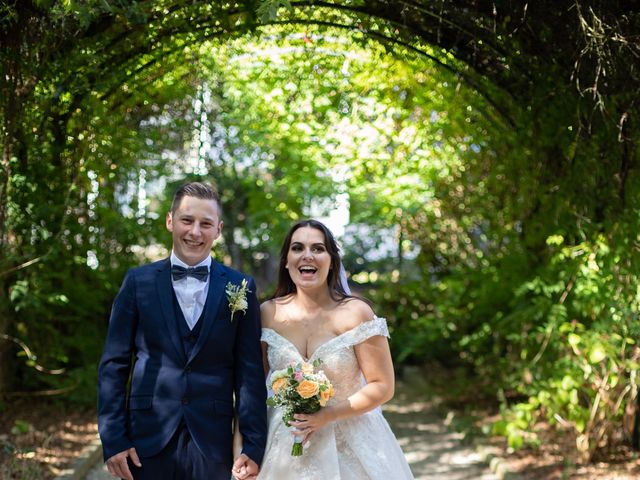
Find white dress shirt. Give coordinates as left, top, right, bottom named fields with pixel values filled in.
left=170, top=252, right=211, bottom=330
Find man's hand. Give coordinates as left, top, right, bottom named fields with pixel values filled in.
left=105, top=447, right=141, bottom=480
left=232, top=453, right=259, bottom=480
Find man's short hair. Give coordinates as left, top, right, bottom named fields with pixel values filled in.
left=170, top=181, right=221, bottom=215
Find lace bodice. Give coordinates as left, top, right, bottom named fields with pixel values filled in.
left=261, top=316, right=390, bottom=403
left=258, top=316, right=414, bottom=479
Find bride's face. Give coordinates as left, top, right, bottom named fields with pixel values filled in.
left=286, top=226, right=332, bottom=290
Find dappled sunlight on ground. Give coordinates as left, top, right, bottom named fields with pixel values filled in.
left=0, top=402, right=98, bottom=479
left=383, top=380, right=498, bottom=480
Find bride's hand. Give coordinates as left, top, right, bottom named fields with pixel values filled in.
left=290, top=410, right=332, bottom=444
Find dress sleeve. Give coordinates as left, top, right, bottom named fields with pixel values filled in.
left=340, top=316, right=390, bottom=348
left=261, top=328, right=278, bottom=346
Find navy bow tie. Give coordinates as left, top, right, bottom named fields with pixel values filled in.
left=171, top=265, right=209, bottom=282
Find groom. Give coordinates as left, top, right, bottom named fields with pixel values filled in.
left=97, top=181, right=267, bottom=480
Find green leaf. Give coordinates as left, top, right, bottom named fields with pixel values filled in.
left=588, top=344, right=606, bottom=364
left=256, top=0, right=292, bottom=22
left=507, top=431, right=524, bottom=450
left=567, top=333, right=581, bottom=348
left=11, top=420, right=32, bottom=435
left=546, top=234, right=564, bottom=246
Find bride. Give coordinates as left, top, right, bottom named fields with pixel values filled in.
left=245, top=219, right=414, bottom=479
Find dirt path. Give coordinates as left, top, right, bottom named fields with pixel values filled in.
left=86, top=374, right=498, bottom=480
left=383, top=376, right=498, bottom=480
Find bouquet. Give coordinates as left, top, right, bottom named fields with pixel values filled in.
left=266, top=359, right=335, bottom=456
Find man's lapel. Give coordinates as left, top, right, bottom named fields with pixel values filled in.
left=188, top=260, right=226, bottom=363
left=156, top=258, right=187, bottom=363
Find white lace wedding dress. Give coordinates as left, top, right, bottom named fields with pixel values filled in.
left=258, top=316, right=414, bottom=479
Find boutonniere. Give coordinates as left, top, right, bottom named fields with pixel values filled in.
left=226, top=279, right=250, bottom=322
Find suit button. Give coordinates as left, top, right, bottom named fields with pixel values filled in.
left=185, top=366, right=192, bottom=374
left=182, top=397, right=190, bottom=405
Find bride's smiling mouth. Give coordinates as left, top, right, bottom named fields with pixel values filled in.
left=298, top=266, right=318, bottom=278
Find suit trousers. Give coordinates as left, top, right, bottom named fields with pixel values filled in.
left=128, top=423, right=231, bottom=480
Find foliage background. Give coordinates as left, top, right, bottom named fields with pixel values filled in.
left=1, top=0, right=639, bottom=464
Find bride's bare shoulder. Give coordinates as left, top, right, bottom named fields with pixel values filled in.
left=260, top=299, right=276, bottom=328
left=336, top=298, right=376, bottom=333
left=260, top=295, right=294, bottom=329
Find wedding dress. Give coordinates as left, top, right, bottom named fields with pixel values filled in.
left=258, top=316, right=414, bottom=479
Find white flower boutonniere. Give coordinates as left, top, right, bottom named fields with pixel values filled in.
left=226, top=279, right=250, bottom=322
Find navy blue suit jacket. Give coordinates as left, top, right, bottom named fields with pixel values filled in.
left=97, top=258, right=267, bottom=466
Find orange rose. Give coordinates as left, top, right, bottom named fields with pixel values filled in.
left=319, top=386, right=334, bottom=406
left=272, top=377, right=288, bottom=394
left=301, top=362, right=314, bottom=374
left=319, top=395, right=328, bottom=407
left=296, top=380, right=320, bottom=399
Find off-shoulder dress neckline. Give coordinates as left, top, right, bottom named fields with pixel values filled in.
left=262, top=316, right=386, bottom=362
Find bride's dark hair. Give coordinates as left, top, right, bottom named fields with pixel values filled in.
left=271, top=219, right=351, bottom=302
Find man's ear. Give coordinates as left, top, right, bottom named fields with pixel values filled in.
left=217, top=220, right=224, bottom=236
left=166, top=212, right=173, bottom=232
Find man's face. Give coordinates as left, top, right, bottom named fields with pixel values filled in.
left=166, top=195, right=223, bottom=266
